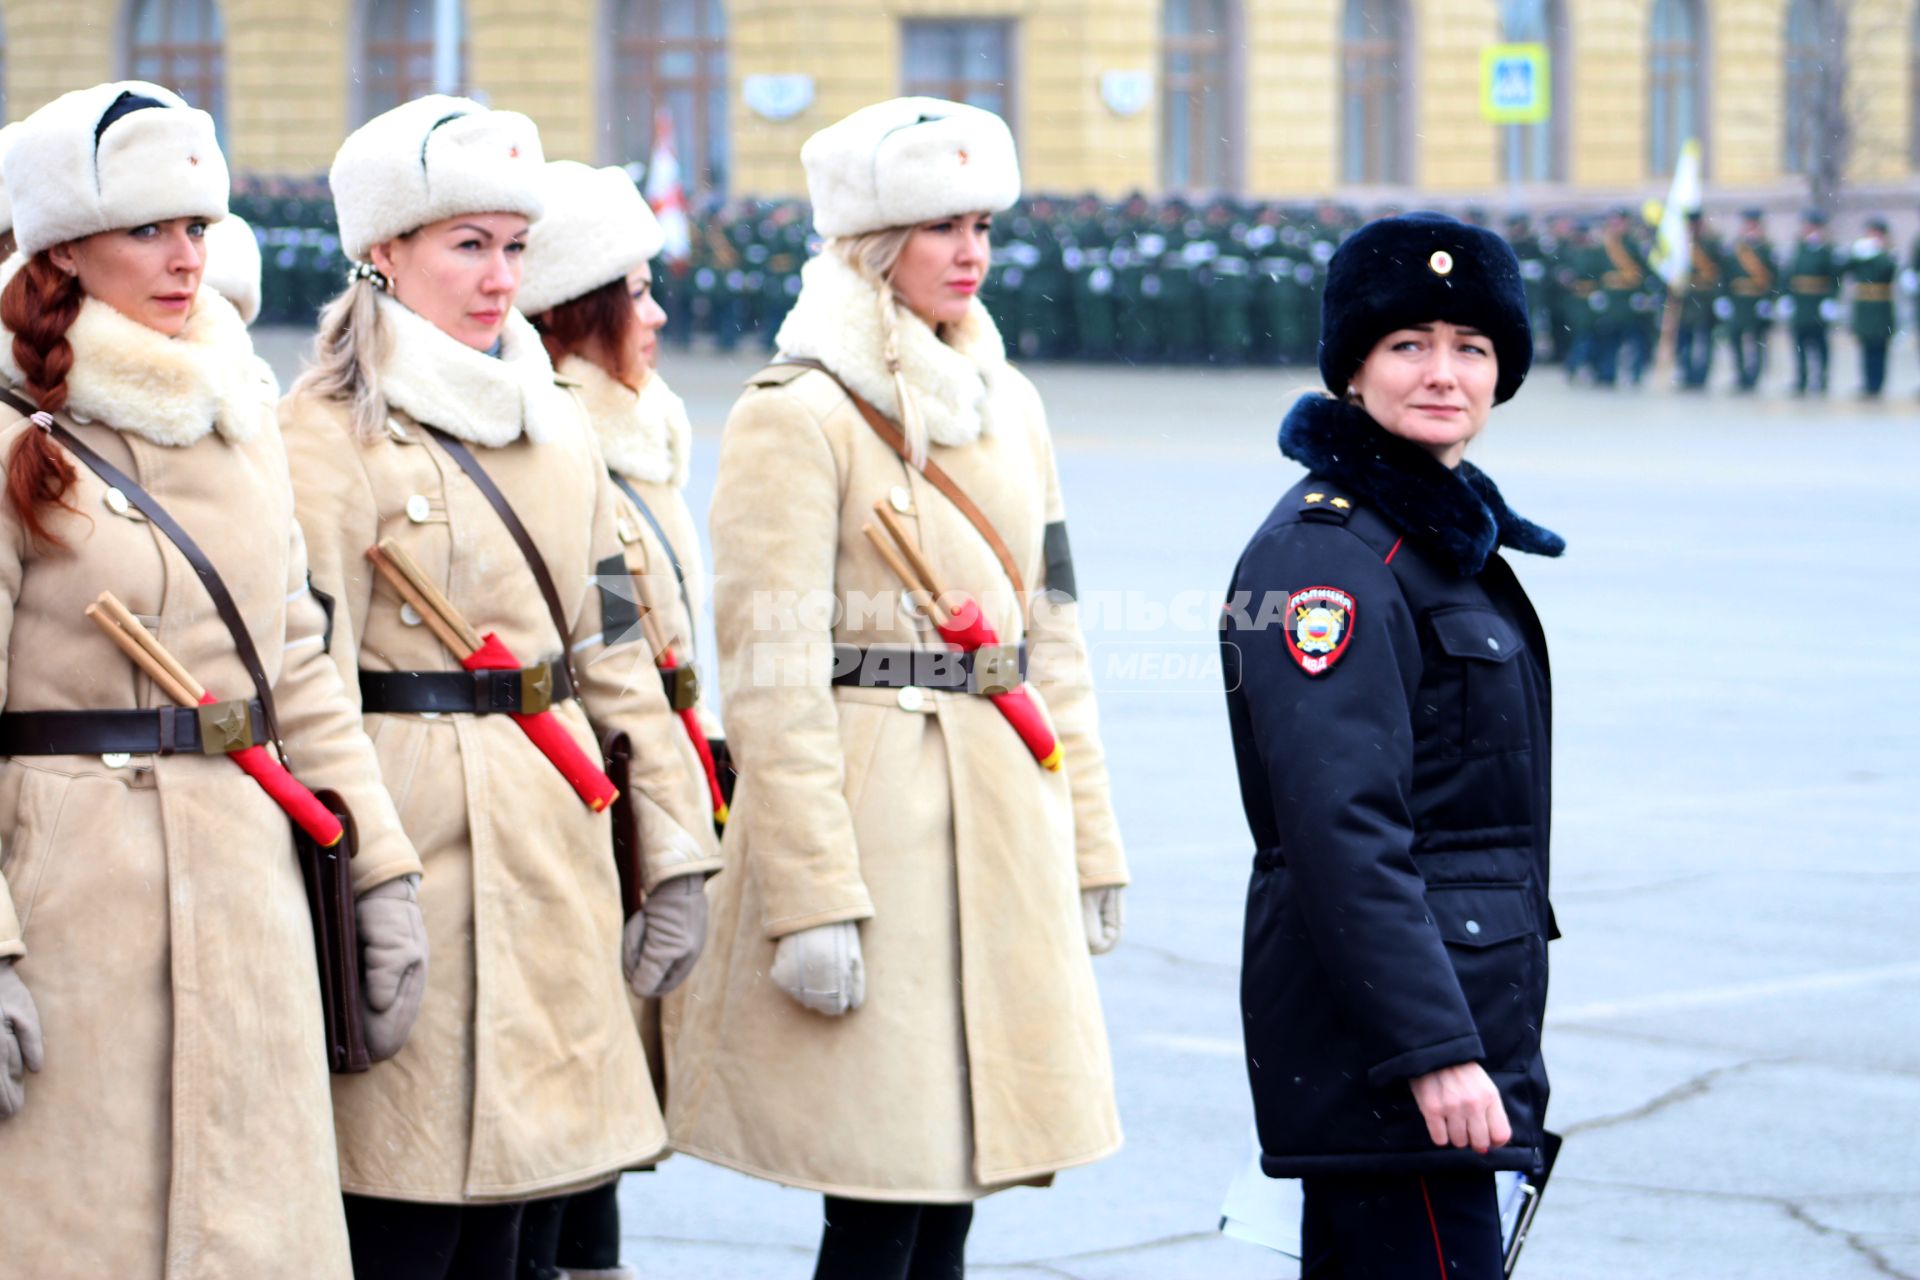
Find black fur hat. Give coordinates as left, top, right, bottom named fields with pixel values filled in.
left=1318, top=211, right=1534, bottom=405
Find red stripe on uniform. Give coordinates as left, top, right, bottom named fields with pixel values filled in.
left=1419, top=1174, right=1448, bottom=1279
left=1384, top=537, right=1404, bottom=565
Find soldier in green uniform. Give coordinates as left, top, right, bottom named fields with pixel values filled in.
left=1845, top=217, right=1898, bottom=398
left=1069, top=245, right=1118, bottom=360
left=1506, top=214, right=1555, bottom=364
left=1557, top=218, right=1600, bottom=382
left=1726, top=209, right=1779, bottom=393
left=1785, top=209, right=1840, bottom=395
left=1588, top=209, right=1649, bottom=386
left=1675, top=210, right=1727, bottom=390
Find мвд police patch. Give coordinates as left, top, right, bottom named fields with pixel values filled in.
left=1285, top=586, right=1355, bottom=675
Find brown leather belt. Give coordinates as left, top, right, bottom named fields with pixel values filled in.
left=1855, top=283, right=1894, bottom=302
left=1790, top=275, right=1834, bottom=293
left=359, top=660, right=574, bottom=715
left=0, top=700, right=268, bottom=756
left=831, top=643, right=1028, bottom=696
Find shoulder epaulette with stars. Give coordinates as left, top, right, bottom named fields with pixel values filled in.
left=1299, top=490, right=1356, bottom=524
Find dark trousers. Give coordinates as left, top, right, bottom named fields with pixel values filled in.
left=1589, top=330, right=1622, bottom=386
left=1300, top=1171, right=1503, bottom=1280
left=1860, top=338, right=1890, bottom=396
left=1794, top=326, right=1830, bottom=392
left=517, top=1179, right=622, bottom=1276
left=1675, top=321, right=1715, bottom=388
left=344, top=1194, right=526, bottom=1280
left=813, top=1195, right=975, bottom=1280
left=1733, top=327, right=1768, bottom=389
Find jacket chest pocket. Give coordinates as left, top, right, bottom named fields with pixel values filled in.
left=1421, top=606, right=1532, bottom=759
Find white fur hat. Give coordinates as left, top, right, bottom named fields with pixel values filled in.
left=203, top=213, right=263, bottom=325
left=330, top=94, right=546, bottom=262
left=4, top=82, right=229, bottom=260
left=516, top=160, right=663, bottom=317
left=0, top=122, right=23, bottom=238
left=802, top=97, right=1019, bottom=239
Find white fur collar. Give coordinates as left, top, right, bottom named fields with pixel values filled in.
left=376, top=293, right=566, bottom=446
left=561, top=355, right=690, bottom=488
left=774, top=251, right=1009, bottom=448
left=0, top=253, right=272, bottom=446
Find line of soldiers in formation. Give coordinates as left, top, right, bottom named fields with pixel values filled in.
left=236, top=176, right=1918, bottom=394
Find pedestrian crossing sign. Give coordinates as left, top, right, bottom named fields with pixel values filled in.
left=1481, top=44, right=1551, bottom=124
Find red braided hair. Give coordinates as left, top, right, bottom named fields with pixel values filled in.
left=3, top=253, right=84, bottom=547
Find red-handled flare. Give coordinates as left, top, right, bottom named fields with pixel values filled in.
left=462, top=633, right=619, bottom=811
left=657, top=646, right=729, bottom=825
left=196, top=692, right=346, bottom=846
left=931, top=596, right=1063, bottom=772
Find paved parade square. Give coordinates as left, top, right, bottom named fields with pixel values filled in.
left=258, top=334, right=1920, bottom=1278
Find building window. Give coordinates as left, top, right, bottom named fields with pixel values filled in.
left=1499, top=0, right=1566, bottom=183
left=1647, top=0, right=1706, bottom=177
left=124, top=0, right=225, bottom=136
left=360, top=0, right=465, bottom=123
left=1162, top=0, right=1240, bottom=192
left=1784, top=0, right=1840, bottom=175
left=901, top=19, right=1015, bottom=129
left=610, top=0, right=728, bottom=194
left=1341, top=0, right=1407, bottom=184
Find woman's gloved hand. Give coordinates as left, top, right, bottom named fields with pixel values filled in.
left=770, top=921, right=865, bottom=1016
left=622, top=874, right=709, bottom=998
left=1082, top=886, right=1125, bottom=955
left=0, top=958, right=45, bottom=1117
left=356, top=874, right=428, bottom=1061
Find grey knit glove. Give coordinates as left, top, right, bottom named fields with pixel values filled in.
left=1082, top=886, right=1125, bottom=956
left=622, top=874, right=709, bottom=999
left=357, top=874, right=428, bottom=1061
left=0, top=958, right=45, bottom=1117
left=770, top=921, right=865, bottom=1017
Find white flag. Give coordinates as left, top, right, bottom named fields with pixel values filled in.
left=644, top=111, right=692, bottom=264
left=1651, top=139, right=1702, bottom=288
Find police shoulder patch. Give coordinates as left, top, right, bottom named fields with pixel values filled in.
left=1284, top=586, right=1356, bottom=676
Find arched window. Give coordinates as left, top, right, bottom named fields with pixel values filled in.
left=1162, top=0, right=1241, bottom=192
left=610, top=0, right=728, bottom=194
left=1499, top=0, right=1567, bottom=182
left=360, top=0, right=466, bottom=122
left=1911, top=4, right=1920, bottom=167
left=1784, top=0, right=1842, bottom=174
left=1647, top=0, right=1706, bottom=177
left=1341, top=0, right=1407, bottom=184
left=124, top=0, right=225, bottom=136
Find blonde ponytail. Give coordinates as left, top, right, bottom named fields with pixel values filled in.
left=291, top=275, right=391, bottom=442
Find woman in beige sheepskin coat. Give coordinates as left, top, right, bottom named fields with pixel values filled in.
left=666, top=99, right=1127, bottom=1278
left=0, top=83, right=420, bottom=1280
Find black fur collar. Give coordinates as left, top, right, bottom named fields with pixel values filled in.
left=1278, top=393, right=1565, bottom=577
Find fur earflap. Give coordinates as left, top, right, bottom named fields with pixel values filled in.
left=774, top=250, right=1015, bottom=450
left=376, top=294, right=570, bottom=447
left=331, top=95, right=545, bottom=262
left=517, top=161, right=662, bottom=317
left=562, top=354, right=690, bottom=488
left=5, top=81, right=228, bottom=261
left=803, top=98, right=1020, bottom=238
left=203, top=212, right=262, bottom=326
left=1278, top=393, right=1564, bottom=577
left=0, top=253, right=272, bottom=446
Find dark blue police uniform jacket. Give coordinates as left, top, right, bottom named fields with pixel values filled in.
left=1221, top=393, right=1564, bottom=1177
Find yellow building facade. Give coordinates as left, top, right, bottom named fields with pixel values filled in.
left=0, top=0, right=1913, bottom=199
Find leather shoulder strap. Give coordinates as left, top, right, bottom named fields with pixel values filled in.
left=421, top=426, right=575, bottom=676
left=769, top=358, right=1028, bottom=605
left=0, top=387, right=290, bottom=763
left=609, top=471, right=694, bottom=644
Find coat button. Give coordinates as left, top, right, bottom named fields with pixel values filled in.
left=101, top=752, right=131, bottom=769
left=1487, top=636, right=1502, bottom=652
left=405, top=494, right=431, bottom=523
left=616, top=517, right=638, bottom=544
left=896, top=685, right=925, bottom=712
left=1465, top=919, right=1482, bottom=936
left=104, top=487, right=131, bottom=517
left=399, top=602, right=423, bottom=627
left=888, top=485, right=914, bottom=515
